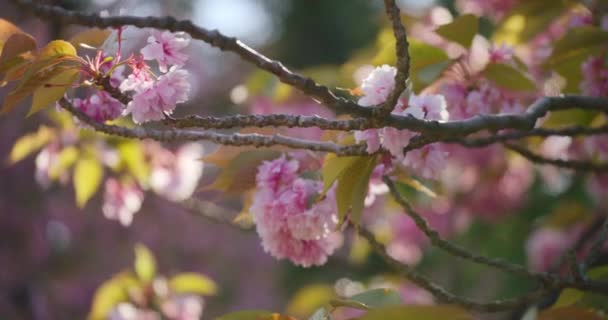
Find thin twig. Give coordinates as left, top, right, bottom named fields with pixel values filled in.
left=356, top=226, right=549, bottom=312
left=382, top=177, right=555, bottom=283
left=379, top=0, right=410, bottom=116
left=584, top=218, right=608, bottom=271
left=505, top=143, right=608, bottom=172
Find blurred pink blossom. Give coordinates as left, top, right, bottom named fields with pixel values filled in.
left=526, top=227, right=574, bottom=272
left=73, top=91, right=123, bottom=123
left=150, top=143, right=204, bottom=202
left=102, top=178, right=144, bottom=226
left=580, top=55, right=608, bottom=97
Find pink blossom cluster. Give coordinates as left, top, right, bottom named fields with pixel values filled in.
left=354, top=65, right=450, bottom=179
left=72, top=91, right=123, bottom=123
left=120, top=31, right=191, bottom=123
left=250, top=156, right=343, bottom=267
left=525, top=227, right=579, bottom=272
left=98, top=142, right=203, bottom=226
left=102, top=178, right=144, bottom=227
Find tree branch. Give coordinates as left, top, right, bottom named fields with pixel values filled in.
left=379, top=0, right=410, bottom=116
left=443, top=125, right=608, bottom=147
left=58, top=98, right=368, bottom=155
left=12, top=1, right=608, bottom=138
left=11, top=0, right=368, bottom=116
left=382, top=177, right=555, bottom=283
left=356, top=226, right=548, bottom=312
left=505, top=143, right=608, bottom=172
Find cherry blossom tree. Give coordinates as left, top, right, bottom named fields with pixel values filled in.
left=2, top=0, right=608, bottom=319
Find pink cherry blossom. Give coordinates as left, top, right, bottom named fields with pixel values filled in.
left=125, top=67, right=190, bottom=124
left=149, top=143, right=204, bottom=202
left=358, top=65, right=399, bottom=107
left=251, top=156, right=342, bottom=267
left=402, top=144, right=449, bottom=180
left=355, top=130, right=381, bottom=153
left=255, top=155, right=299, bottom=192
left=140, top=30, right=190, bottom=73
left=526, top=227, right=574, bottom=272
left=102, top=178, right=144, bottom=227
left=119, top=54, right=153, bottom=92
left=72, top=91, right=123, bottom=123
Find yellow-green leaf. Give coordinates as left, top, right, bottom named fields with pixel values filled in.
left=73, top=155, right=103, bottom=207
left=49, top=146, right=79, bottom=180
left=335, top=156, right=376, bottom=225
left=29, top=68, right=79, bottom=115
left=286, top=284, right=334, bottom=317
left=216, top=310, right=296, bottom=320
left=553, top=288, right=584, bottom=308
left=88, top=272, right=139, bottom=320
left=435, top=14, right=478, bottom=48
left=359, top=305, right=472, bottom=320
left=39, top=40, right=77, bottom=58
left=169, top=273, right=218, bottom=296
left=8, top=126, right=54, bottom=164
left=117, top=141, right=149, bottom=184
left=321, top=154, right=360, bottom=194
left=539, top=306, right=603, bottom=320
left=348, top=288, right=403, bottom=308
left=134, top=244, right=156, bottom=283
left=483, top=63, right=536, bottom=92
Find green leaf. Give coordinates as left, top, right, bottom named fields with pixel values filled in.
left=134, top=244, right=156, bottom=283
left=169, top=272, right=218, bottom=296
left=8, top=126, right=54, bottom=164
left=286, top=284, right=334, bottom=317
left=348, top=288, right=403, bottom=308
left=435, top=14, right=478, bottom=48
left=29, top=68, right=79, bottom=115
left=88, top=272, right=139, bottom=320
left=359, top=305, right=472, bottom=320
left=73, top=155, right=103, bottom=207
left=539, top=306, right=603, bottom=320
left=321, top=154, right=360, bottom=194
left=483, top=63, right=536, bottom=92
left=216, top=310, right=296, bottom=320
left=335, top=156, right=376, bottom=225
